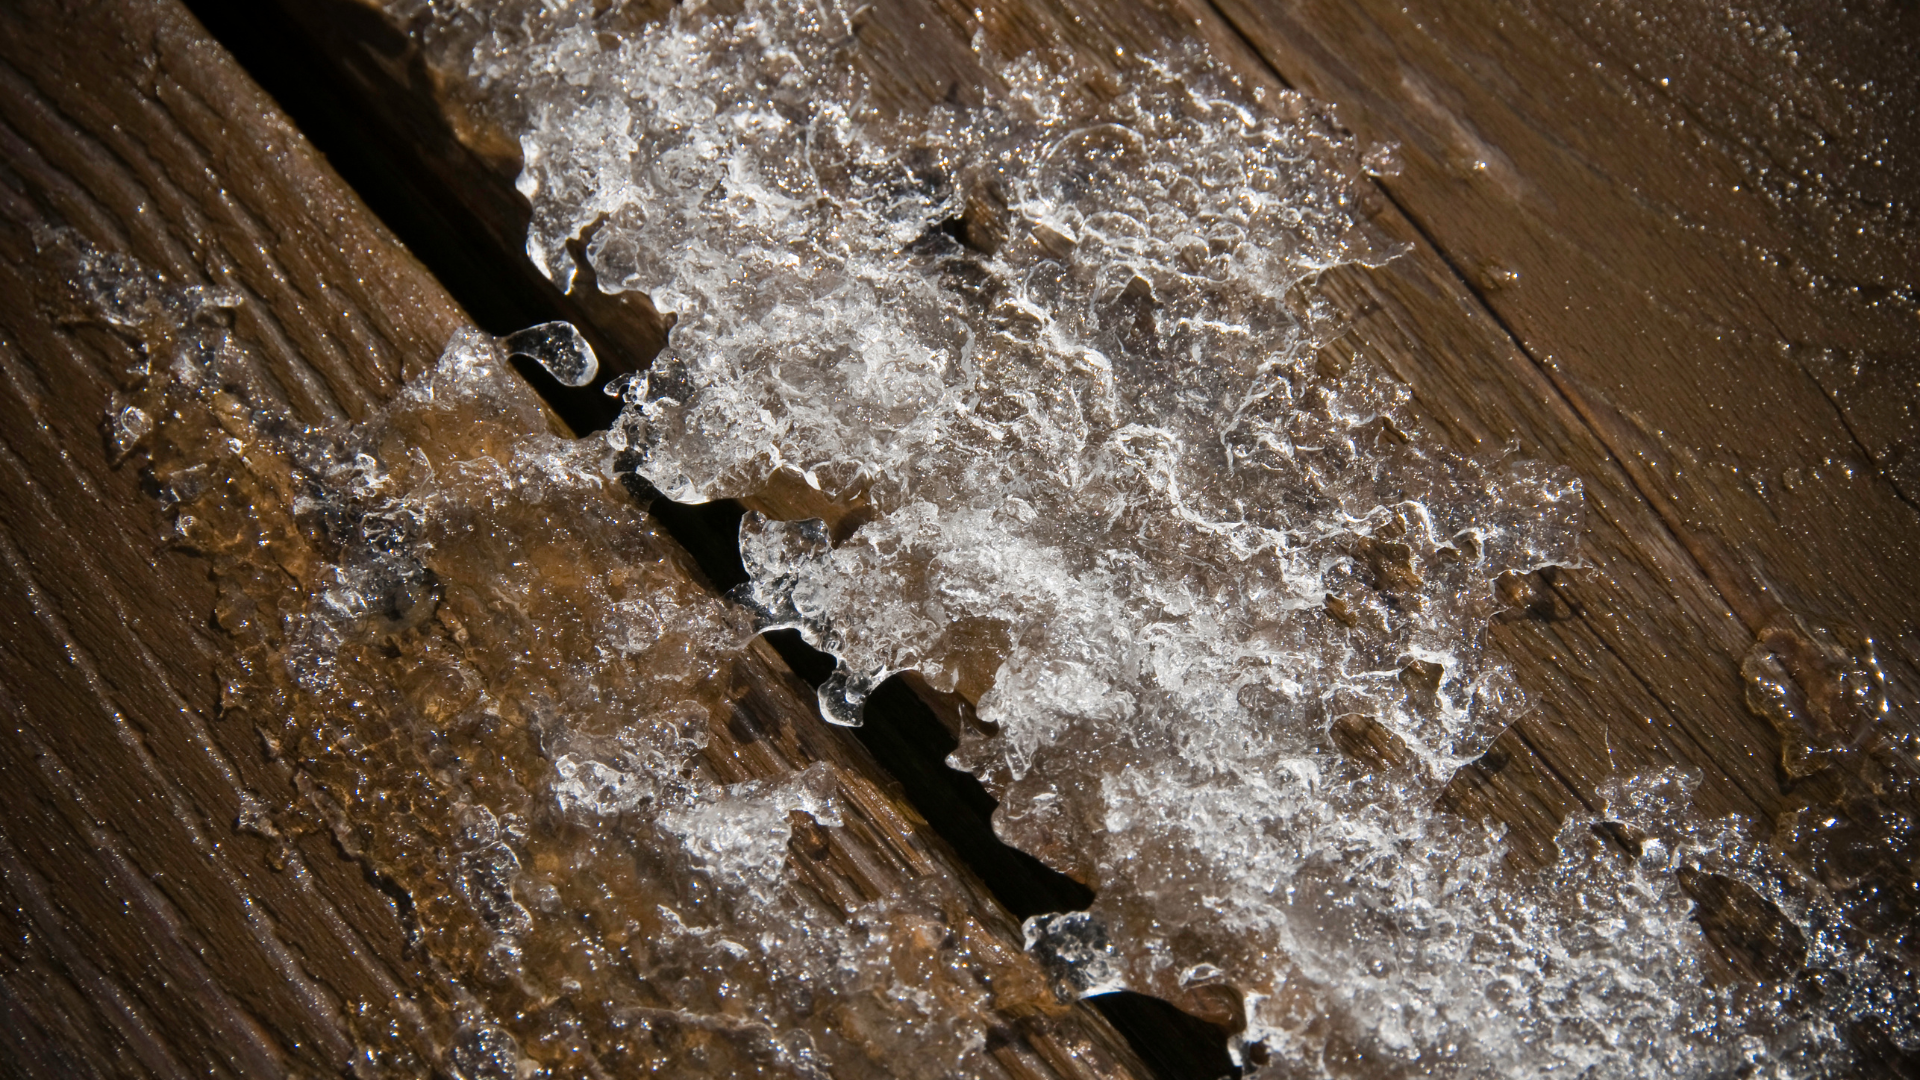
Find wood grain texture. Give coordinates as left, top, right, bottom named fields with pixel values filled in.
left=5, top=0, right=1915, bottom=1072
left=272, top=0, right=1917, bottom=943
left=0, top=1, right=1159, bottom=1076
left=0, top=0, right=463, bottom=1071
left=1199, top=0, right=1920, bottom=840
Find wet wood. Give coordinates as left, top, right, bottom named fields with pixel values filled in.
left=234, top=0, right=1918, bottom=980
left=4, top=0, right=1916, bottom=1073
left=0, top=2, right=455, bottom=1071
left=0, top=1, right=1160, bottom=1076
left=1198, top=0, right=1920, bottom=856
left=242, top=0, right=1920, bottom=848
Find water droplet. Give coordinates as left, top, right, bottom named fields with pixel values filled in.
left=816, top=669, right=867, bottom=727
left=1361, top=140, right=1403, bottom=177
left=1740, top=614, right=1887, bottom=777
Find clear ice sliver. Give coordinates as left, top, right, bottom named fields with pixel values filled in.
left=501, top=320, right=599, bottom=386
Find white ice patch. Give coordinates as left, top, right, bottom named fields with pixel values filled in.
left=386, top=0, right=1913, bottom=1073
left=659, top=762, right=843, bottom=888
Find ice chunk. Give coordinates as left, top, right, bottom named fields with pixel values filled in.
left=501, top=320, right=599, bottom=386
left=1024, top=911, right=1129, bottom=999
left=1741, top=613, right=1888, bottom=778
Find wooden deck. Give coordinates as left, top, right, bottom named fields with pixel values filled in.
left=1, top=0, right=1914, bottom=1075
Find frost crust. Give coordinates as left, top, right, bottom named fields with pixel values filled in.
left=308, top=0, right=1920, bottom=1073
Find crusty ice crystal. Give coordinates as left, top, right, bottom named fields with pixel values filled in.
left=418, top=0, right=1913, bottom=1072
left=118, top=0, right=1920, bottom=1072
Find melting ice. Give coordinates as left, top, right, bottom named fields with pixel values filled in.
left=476, top=0, right=1917, bottom=1071
left=421, top=0, right=1917, bottom=1073
left=125, top=0, right=1920, bottom=1072
left=64, top=229, right=1118, bottom=1079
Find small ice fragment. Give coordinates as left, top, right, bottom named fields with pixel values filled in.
left=1023, top=912, right=1128, bottom=999
left=1179, top=963, right=1226, bottom=989
left=1740, top=614, right=1887, bottom=777
left=502, top=321, right=599, bottom=387
left=816, top=670, right=868, bottom=727
left=108, top=400, right=152, bottom=460
left=1361, top=140, right=1403, bottom=177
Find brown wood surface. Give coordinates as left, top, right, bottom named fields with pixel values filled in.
left=221, top=0, right=1920, bottom=1057
left=245, top=0, right=1920, bottom=881
left=2, top=0, right=1916, bottom=1074
left=0, top=1, right=1163, bottom=1076
left=0, top=1, right=453, bottom=1071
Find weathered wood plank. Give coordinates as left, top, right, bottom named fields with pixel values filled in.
left=248, top=0, right=1917, bottom=1009
left=0, top=2, right=1163, bottom=1076
left=0, top=1, right=465, bottom=1070
left=7, top=0, right=1915, bottom=1071
left=1200, top=0, right=1920, bottom=828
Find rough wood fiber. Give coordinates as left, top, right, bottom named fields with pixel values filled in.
left=0, top=1, right=460, bottom=1071
left=0, top=1, right=1159, bottom=1076
left=4, top=0, right=1916, bottom=1074
left=263, top=0, right=1916, bottom=965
